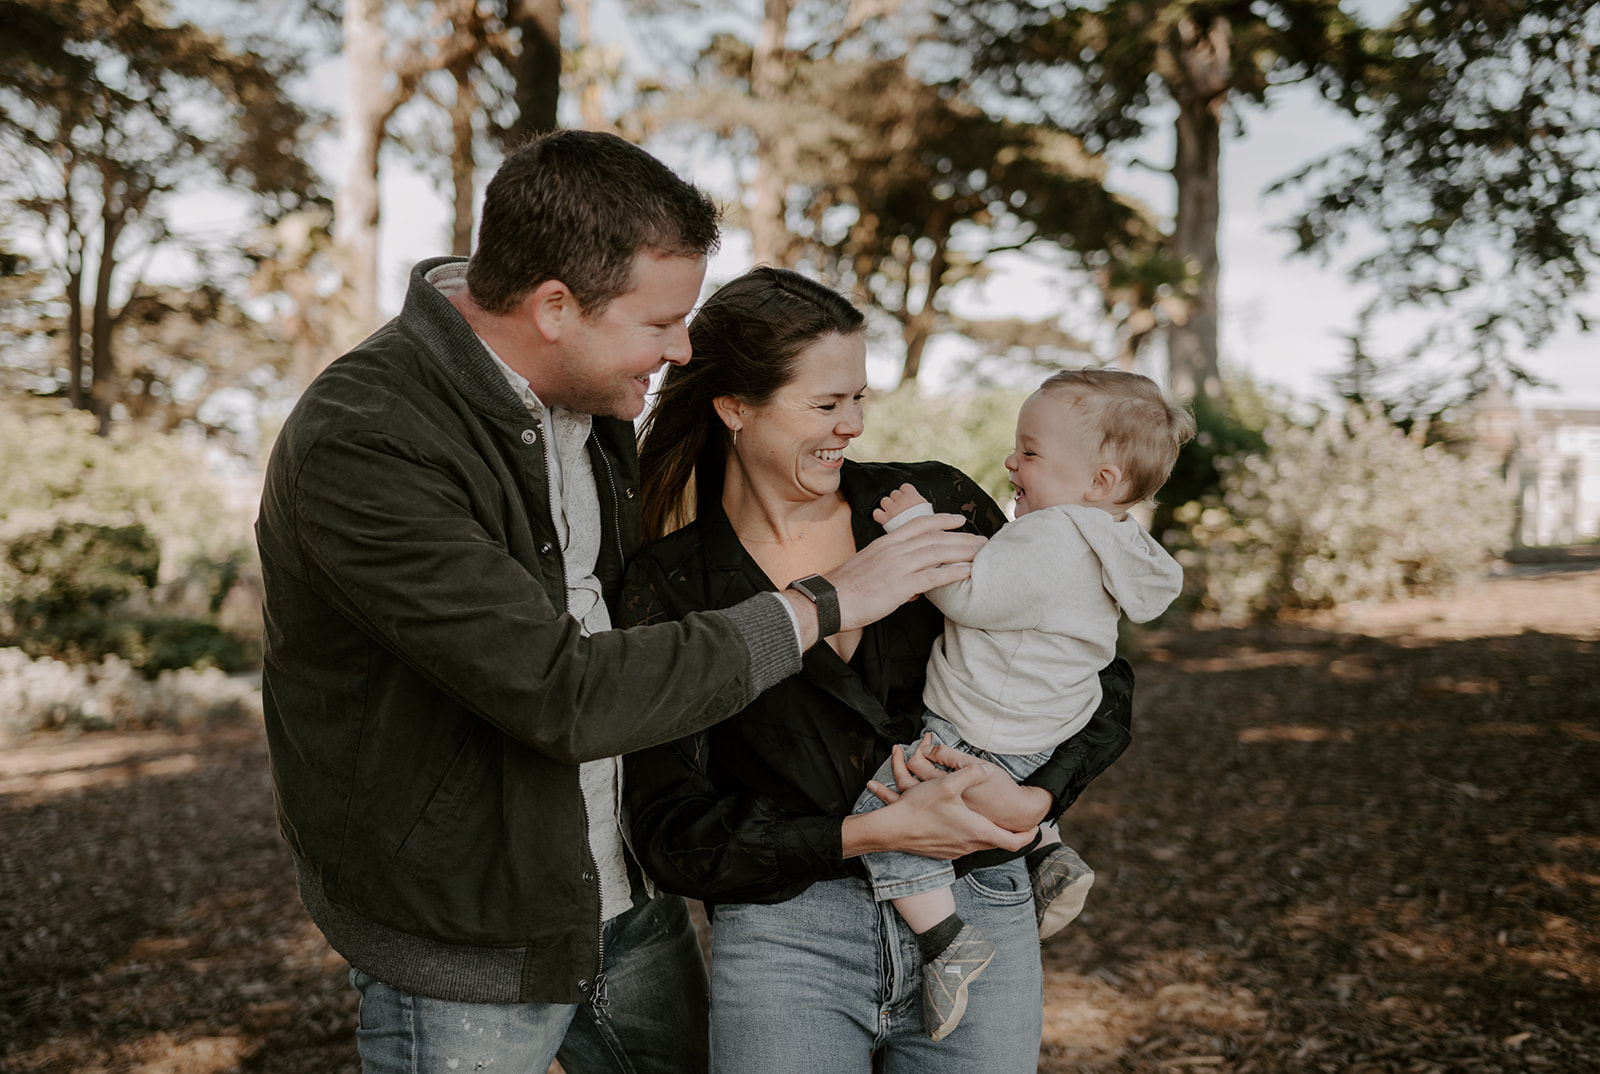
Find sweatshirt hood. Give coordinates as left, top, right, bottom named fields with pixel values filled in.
left=1055, top=505, right=1183, bottom=624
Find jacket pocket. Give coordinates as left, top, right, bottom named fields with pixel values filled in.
left=392, top=725, right=497, bottom=874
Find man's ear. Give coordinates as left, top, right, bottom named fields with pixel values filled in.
left=525, top=279, right=578, bottom=342
left=711, top=394, right=744, bottom=436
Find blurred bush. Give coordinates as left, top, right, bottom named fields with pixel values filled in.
left=854, top=383, right=1029, bottom=508
left=0, top=404, right=261, bottom=677
left=0, top=648, right=262, bottom=739
left=1173, top=403, right=1511, bottom=622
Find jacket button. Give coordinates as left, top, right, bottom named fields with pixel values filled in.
left=578, top=978, right=590, bottom=991
left=540, top=541, right=553, bottom=554
left=623, top=487, right=636, bottom=499
left=521, top=428, right=538, bottom=444
left=582, top=871, right=594, bottom=882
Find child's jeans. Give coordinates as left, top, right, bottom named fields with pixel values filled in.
left=852, top=712, right=1054, bottom=902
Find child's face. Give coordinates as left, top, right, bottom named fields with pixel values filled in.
left=1004, top=391, right=1108, bottom=517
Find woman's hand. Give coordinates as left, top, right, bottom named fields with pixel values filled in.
left=842, top=744, right=1035, bottom=861
left=875, top=735, right=1056, bottom=834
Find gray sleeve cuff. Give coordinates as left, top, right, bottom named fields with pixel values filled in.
left=719, top=591, right=804, bottom=697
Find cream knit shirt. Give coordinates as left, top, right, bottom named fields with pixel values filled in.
left=427, top=263, right=633, bottom=922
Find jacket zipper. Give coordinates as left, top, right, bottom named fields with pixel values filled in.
left=536, top=416, right=609, bottom=1020
left=594, top=440, right=627, bottom=578
left=585, top=435, right=618, bottom=1022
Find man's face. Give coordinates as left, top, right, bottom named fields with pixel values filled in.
left=551, top=251, right=706, bottom=420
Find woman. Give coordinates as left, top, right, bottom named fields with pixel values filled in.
left=622, top=267, right=1133, bottom=1071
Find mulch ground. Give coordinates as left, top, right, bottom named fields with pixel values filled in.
left=2, top=566, right=1597, bottom=1074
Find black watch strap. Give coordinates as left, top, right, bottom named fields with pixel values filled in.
left=787, top=573, right=841, bottom=638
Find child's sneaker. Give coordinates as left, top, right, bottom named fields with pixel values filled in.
left=921, top=924, right=996, bottom=1041
left=1031, top=844, right=1095, bottom=938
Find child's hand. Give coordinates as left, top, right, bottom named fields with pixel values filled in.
left=872, top=483, right=932, bottom=527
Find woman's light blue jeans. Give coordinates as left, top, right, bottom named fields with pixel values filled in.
left=350, top=890, right=709, bottom=1073
left=709, top=864, right=1043, bottom=1073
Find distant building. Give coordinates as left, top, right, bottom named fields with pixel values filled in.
left=1472, top=383, right=1600, bottom=547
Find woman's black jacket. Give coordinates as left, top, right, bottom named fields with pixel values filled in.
left=621, top=459, right=1135, bottom=906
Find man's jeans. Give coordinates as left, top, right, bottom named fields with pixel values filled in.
left=351, top=891, right=709, bottom=1073
left=709, top=865, right=1043, bottom=1073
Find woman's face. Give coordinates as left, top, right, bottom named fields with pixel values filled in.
left=732, top=331, right=868, bottom=502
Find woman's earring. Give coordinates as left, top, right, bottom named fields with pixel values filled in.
left=732, top=427, right=740, bottom=446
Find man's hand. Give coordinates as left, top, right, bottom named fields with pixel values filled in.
left=827, top=511, right=983, bottom=632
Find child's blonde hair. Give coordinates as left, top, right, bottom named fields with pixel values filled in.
left=1036, top=368, right=1197, bottom=504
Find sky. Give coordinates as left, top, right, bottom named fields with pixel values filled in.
left=348, top=13, right=1598, bottom=412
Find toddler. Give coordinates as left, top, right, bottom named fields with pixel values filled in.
left=856, top=368, right=1196, bottom=1041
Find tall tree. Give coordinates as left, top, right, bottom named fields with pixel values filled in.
left=335, top=0, right=564, bottom=331
left=949, top=0, right=1366, bottom=406
left=662, top=4, right=1165, bottom=384
left=1279, top=0, right=1600, bottom=395
left=0, top=0, right=320, bottom=432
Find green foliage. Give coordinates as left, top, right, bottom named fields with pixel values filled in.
left=853, top=384, right=1028, bottom=509
left=662, top=11, right=1165, bottom=383
left=0, top=0, right=321, bottom=431
left=0, top=403, right=260, bottom=675
left=1173, top=404, right=1512, bottom=622
left=114, top=617, right=252, bottom=677
left=1278, top=1, right=1600, bottom=382
left=1152, top=383, right=1272, bottom=540
left=4, top=520, right=160, bottom=625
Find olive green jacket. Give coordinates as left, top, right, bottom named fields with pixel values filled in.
left=256, top=257, right=798, bottom=1004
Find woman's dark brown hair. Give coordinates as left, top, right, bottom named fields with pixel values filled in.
left=637, top=267, right=865, bottom=543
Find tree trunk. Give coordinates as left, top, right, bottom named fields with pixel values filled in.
left=65, top=258, right=86, bottom=411
left=900, top=229, right=950, bottom=384
left=508, top=0, right=560, bottom=144
left=336, top=0, right=387, bottom=335
left=749, top=0, right=794, bottom=267
left=1164, top=14, right=1229, bottom=408
left=89, top=197, right=125, bottom=436
left=450, top=63, right=478, bottom=255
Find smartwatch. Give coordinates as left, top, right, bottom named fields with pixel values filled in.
left=786, top=573, right=841, bottom=638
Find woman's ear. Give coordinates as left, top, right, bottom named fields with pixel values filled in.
left=711, top=395, right=744, bottom=437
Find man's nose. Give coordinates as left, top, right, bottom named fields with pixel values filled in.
left=663, top=323, right=692, bottom=366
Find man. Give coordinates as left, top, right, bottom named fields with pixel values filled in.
left=256, top=130, right=994, bottom=1072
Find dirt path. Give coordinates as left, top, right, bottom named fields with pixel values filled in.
left=2, top=568, right=1597, bottom=1073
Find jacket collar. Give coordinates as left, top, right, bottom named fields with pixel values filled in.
left=399, top=256, right=530, bottom=422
